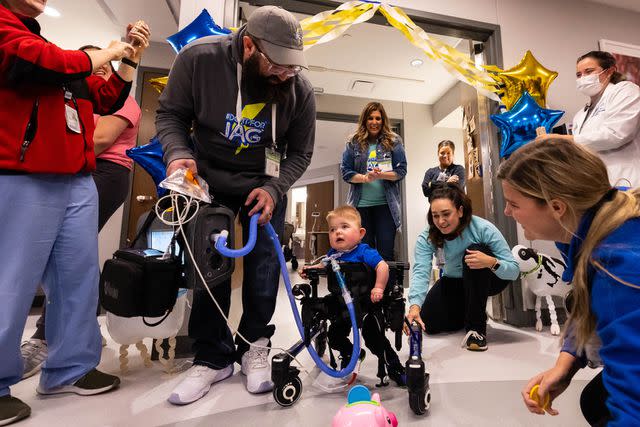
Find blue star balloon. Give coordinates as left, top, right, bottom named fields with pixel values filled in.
left=167, top=9, right=231, bottom=53
left=490, top=92, right=564, bottom=158
left=126, top=136, right=167, bottom=197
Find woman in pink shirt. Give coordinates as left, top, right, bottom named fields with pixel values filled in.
left=84, top=44, right=143, bottom=229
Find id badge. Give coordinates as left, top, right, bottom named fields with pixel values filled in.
left=64, top=104, right=82, bottom=133
left=378, top=158, right=393, bottom=172
left=265, top=147, right=281, bottom=178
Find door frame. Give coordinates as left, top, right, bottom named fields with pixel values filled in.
left=294, top=175, right=338, bottom=205
left=244, top=0, right=531, bottom=326
left=119, top=65, right=170, bottom=247
left=314, top=111, right=407, bottom=264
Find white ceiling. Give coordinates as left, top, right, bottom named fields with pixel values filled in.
left=43, top=0, right=178, bottom=46
left=302, top=24, right=463, bottom=105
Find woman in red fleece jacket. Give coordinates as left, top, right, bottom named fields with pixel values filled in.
left=0, top=1, right=149, bottom=425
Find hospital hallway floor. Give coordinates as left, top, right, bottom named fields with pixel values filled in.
left=13, top=272, right=599, bottom=427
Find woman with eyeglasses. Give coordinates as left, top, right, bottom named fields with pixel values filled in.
left=536, top=51, right=640, bottom=187
left=421, top=140, right=466, bottom=199
left=340, top=102, right=407, bottom=272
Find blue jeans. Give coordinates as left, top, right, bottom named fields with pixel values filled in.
left=0, top=174, right=101, bottom=396
left=357, top=204, right=396, bottom=262
left=358, top=204, right=396, bottom=289
left=189, top=193, right=286, bottom=369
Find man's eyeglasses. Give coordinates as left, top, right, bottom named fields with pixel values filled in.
left=254, top=43, right=302, bottom=78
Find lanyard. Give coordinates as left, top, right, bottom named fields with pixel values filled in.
left=236, top=62, right=278, bottom=150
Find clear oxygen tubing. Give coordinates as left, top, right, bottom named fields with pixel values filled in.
left=214, top=213, right=361, bottom=378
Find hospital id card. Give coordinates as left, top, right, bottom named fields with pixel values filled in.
left=378, top=158, right=393, bottom=172
left=265, top=147, right=281, bottom=178
left=65, top=104, right=82, bottom=133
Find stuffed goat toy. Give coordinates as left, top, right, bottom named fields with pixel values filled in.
left=511, top=245, right=572, bottom=335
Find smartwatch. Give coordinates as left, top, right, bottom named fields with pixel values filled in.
left=490, top=260, right=501, bottom=272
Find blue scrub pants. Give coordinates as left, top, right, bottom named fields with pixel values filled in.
left=0, top=174, right=101, bottom=396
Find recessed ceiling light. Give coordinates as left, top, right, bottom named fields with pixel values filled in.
left=410, top=58, right=423, bottom=67
left=44, top=6, right=61, bottom=17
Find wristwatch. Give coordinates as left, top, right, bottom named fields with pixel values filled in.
left=490, top=260, right=501, bottom=272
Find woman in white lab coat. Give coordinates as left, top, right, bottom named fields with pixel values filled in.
left=537, top=51, right=640, bottom=187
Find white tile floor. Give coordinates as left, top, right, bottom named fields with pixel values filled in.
left=12, top=274, right=598, bottom=427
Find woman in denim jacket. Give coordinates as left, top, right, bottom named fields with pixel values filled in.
left=340, top=102, right=407, bottom=265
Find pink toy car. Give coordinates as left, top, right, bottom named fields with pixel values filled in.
left=332, top=385, right=398, bottom=427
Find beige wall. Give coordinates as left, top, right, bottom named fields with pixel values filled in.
left=402, top=104, right=464, bottom=264
left=140, top=42, right=176, bottom=71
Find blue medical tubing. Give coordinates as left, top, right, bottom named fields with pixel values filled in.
left=214, top=213, right=259, bottom=257
left=214, top=213, right=361, bottom=378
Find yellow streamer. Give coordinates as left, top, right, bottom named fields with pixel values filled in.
left=149, top=76, right=169, bottom=94
left=301, top=1, right=380, bottom=48
left=155, top=3, right=502, bottom=101
left=300, top=1, right=500, bottom=101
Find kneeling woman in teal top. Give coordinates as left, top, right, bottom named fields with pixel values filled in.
left=406, top=184, right=519, bottom=351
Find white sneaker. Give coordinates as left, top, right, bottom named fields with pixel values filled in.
left=241, top=338, right=273, bottom=394
left=167, top=364, right=233, bottom=405
left=21, top=339, right=47, bottom=380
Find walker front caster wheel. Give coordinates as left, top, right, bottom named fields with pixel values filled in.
left=273, top=376, right=303, bottom=407
left=409, top=388, right=430, bottom=415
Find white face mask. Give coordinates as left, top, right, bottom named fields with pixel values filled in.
left=576, top=70, right=605, bottom=97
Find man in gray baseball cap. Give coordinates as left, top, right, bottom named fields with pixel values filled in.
left=246, top=5, right=307, bottom=69
left=157, top=5, right=316, bottom=405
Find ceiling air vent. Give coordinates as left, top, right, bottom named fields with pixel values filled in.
left=349, top=80, right=375, bottom=93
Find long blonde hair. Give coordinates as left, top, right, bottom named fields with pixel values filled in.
left=497, top=139, right=640, bottom=350
left=351, top=102, right=397, bottom=152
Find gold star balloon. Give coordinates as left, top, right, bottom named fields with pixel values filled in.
left=487, top=51, right=558, bottom=110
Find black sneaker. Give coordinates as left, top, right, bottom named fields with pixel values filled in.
left=339, top=349, right=366, bottom=371
left=0, top=396, right=30, bottom=426
left=387, top=363, right=407, bottom=387
left=36, top=369, right=120, bottom=396
left=462, top=330, right=488, bottom=351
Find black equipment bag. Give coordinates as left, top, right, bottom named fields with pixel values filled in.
left=99, top=211, right=183, bottom=323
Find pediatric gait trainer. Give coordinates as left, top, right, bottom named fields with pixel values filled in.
left=214, top=217, right=363, bottom=406
left=147, top=171, right=431, bottom=414
left=144, top=170, right=360, bottom=407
